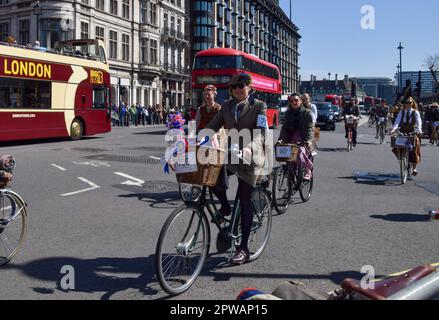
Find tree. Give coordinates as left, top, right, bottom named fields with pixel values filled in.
left=424, top=55, right=439, bottom=92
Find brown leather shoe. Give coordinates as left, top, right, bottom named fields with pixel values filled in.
left=230, top=248, right=250, bottom=265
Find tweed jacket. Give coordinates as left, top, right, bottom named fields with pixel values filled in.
left=205, top=95, right=268, bottom=187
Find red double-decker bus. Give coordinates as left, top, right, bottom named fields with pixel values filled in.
left=0, top=39, right=111, bottom=142
left=191, top=48, right=282, bottom=128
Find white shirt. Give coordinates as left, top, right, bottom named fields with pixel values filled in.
left=310, top=104, right=318, bottom=124
left=392, top=109, right=422, bottom=134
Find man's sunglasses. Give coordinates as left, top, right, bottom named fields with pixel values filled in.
left=230, top=83, right=247, bottom=89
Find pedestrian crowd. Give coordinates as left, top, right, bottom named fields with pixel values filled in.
left=111, top=102, right=189, bottom=127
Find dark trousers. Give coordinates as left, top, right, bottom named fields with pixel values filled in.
left=214, top=177, right=254, bottom=251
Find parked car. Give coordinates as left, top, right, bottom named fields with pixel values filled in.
left=316, top=102, right=336, bottom=130
left=331, top=105, right=341, bottom=122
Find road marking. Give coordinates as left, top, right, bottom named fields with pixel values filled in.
left=51, top=164, right=67, bottom=171
left=60, top=177, right=100, bottom=197
left=114, top=172, right=145, bottom=187
left=73, top=160, right=111, bottom=167
left=149, top=156, right=161, bottom=161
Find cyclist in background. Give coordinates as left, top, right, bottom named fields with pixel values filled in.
left=342, top=100, right=361, bottom=147
left=390, top=97, right=423, bottom=176
left=277, top=93, right=314, bottom=181
left=195, top=85, right=230, bottom=218
left=425, top=102, right=439, bottom=144
left=375, top=99, right=390, bottom=138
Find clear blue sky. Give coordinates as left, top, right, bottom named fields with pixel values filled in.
left=279, top=0, right=439, bottom=81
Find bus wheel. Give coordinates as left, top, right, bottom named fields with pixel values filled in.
left=70, top=119, right=83, bottom=141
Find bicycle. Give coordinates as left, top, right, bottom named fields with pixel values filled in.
left=272, top=143, right=314, bottom=215
left=391, top=130, right=417, bottom=184
left=377, top=116, right=386, bottom=144
left=155, top=149, right=273, bottom=296
left=0, top=187, right=28, bottom=266
left=345, top=115, right=357, bottom=152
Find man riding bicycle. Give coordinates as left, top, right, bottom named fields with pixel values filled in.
left=342, top=100, right=361, bottom=147
left=277, top=93, right=314, bottom=181
left=204, top=73, right=268, bottom=265
left=375, top=99, right=390, bottom=139
left=390, top=97, right=423, bottom=176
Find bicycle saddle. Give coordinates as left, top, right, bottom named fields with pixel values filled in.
left=341, top=265, right=436, bottom=300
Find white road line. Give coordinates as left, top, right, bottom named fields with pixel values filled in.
left=51, top=164, right=67, bottom=171
left=149, top=156, right=161, bottom=161
left=114, top=172, right=145, bottom=187
left=60, top=177, right=100, bottom=197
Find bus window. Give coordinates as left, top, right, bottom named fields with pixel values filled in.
left=93, top=86, right=106, bottom=109
left=194, top=56, right=240, bottom=70
left=0, top=78, right=51, bottom=109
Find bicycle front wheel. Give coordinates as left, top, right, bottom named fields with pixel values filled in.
left=155, top=205, right=210, bottom=296
left=0, top=190, right=27, bottom=266
left=248, top=189, right=272, bottom=262
left=272, top=166, right=292, bottom=215
left=400, top=152, right=408, bottom=184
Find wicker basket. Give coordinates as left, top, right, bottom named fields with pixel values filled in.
left=314, top=127, right=321, bottom=141
left=391, top=136, right=416, bottom=149
left=275, top=144, right=299, bottom=162
left=176, top=146, right=225, bottom=187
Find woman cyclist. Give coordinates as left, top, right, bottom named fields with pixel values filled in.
left=277, top=93, right=314, bottom=180
left=204, top=73, right=268, bottom=265
left=390, top=97, right=423, bottom=176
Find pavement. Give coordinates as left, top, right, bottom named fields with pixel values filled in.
left=0, top=118, right=438, bottom=300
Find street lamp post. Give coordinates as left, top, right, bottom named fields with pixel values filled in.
left=33, top=1, right=43, bottom=43
left=397, top=42, right=404, bottom=95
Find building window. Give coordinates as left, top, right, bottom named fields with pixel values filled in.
left=150, top=39, right=157, bottom=65
left=141, top=38, right=148, bottom=63
left=109, top=30, right=118, bottom=59
left=217, top=29, right=223, bottom=47
left=0, top=22, right=9, bottom=42
left=18, top=19, right=29, bottom=45
left=122, top=34, right=130, bottom=61
left=81, top=22, right=89, bottom=39
left=96, top=0, right=105, bottom=11
left=95, top=26, right=104, bottom=42
left=122, top=0, right=130, bottom=19
left=110, top=0, right=118, bottom=15
left=150, top=3, right=157, bottom=26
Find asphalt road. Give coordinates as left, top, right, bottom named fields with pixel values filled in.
left=0, top=119, right=438, bottom=300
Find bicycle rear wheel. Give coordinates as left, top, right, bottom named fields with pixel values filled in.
left=155, top=205, right=210, bottom=296
left=0, top=190, right=27, bottom=266
left=248, top=189, right=272, bottom=262
left=272, top=165, right=292, bottom=215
